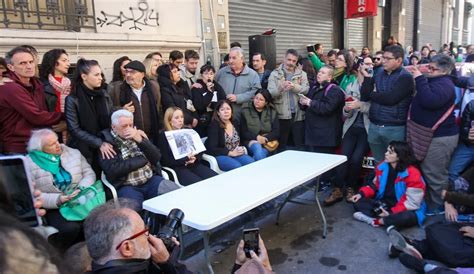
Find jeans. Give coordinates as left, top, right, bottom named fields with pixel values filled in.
left=368, top=123, right=406, bottom=163
left=335, top=126, right=370, bottom=189
left=118, top=175, right=165, bottom=210
left=448, top=143, right=474, bottom=183
left=249, top=143, right=269, bottom=161
left=215, top=154, right=255, bottom=171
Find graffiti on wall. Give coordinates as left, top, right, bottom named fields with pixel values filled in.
left=96, top=0, right=159, bottom=30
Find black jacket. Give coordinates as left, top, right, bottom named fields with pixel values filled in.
left=300, top=82, right=345, bottom=147
left=98, top=129, right=162, bottom=189
left=41, top=79, right=58, bottom=112
left=158, top=76, right=197, bottom=126
left=88, top=258, right=187, bottom=274
left=65, top=89, right=113, bottom=164
left=461, top=100, right=474, bottom=146
left=205, top=120, right=240, bottom=156
left=259, top=69, right=272, bottom=89
left=191, top=79, right=226, bottom=136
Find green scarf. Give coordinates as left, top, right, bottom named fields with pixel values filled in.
left=339, top=74, right=357, bottom=92
left=29, top=150, right=72, bottom=192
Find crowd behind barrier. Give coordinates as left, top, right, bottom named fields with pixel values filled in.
left=0, top=38, right=473, bottom=273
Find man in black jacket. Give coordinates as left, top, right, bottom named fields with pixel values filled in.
left=85, top=201, right=191, bottom=274
left=99, top=109, right=179, bottom=209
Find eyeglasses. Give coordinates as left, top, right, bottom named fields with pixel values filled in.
left=374, top=57, right=382, bottom=61
left=364, top=63, right=374, bottom=66
left=383, top=56, right=396, bottom=60
left=115, top=227, right=150, bottom=250
left=428, top=65, right=440, bottom=71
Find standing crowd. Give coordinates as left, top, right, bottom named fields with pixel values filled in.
left=0, top=38, right=473, bottom=273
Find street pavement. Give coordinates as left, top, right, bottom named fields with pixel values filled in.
left=183, top=189, right=431, bottom=274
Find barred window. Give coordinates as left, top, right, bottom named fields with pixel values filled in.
left=0, top=0, right=96, bottom=31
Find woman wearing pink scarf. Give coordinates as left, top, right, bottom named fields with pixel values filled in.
left=40, top=49, right=71, bottom=143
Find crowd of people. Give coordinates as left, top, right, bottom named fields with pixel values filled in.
left=0, top=37, right=473, bottom=273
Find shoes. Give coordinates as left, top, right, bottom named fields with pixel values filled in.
left=353, top=212, right=378, bottom=227
left=323, top=187, right=343, bottom=206
left=345, top=187, right=355, bottom=202
left=388, top=228, right=423, bottom=260
left=399, top=253, right=425, bottom=273
left=388, top=243, right=401, bottom=258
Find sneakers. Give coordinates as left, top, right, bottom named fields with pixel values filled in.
left=353, top=212, right=378, bottom=227
left=345, top=187, right=355, bottom=202
left=388, top=228, right=423, bottom=260
left=323, top=187, right=343, bottom=206
left=388, top=243, right=402, bottom=258
left=399, top=253, right=425, bottom=273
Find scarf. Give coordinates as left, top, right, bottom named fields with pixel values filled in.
left=333, top=67, right=345, bottom=81
left=339, top=73, right=357, bottom=92
left=119, top=78, right=160, bottom=145
left=48, top=74, right=71, bottom=112
left=49, top=74, right=71, bottom=143
left=111, top=130, right=153, bottom=186
left=76, top=82, right=110, bottom=135
left=29, top=150, right=72, bottom=192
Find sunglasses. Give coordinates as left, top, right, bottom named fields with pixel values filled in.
left=374, top=57, right=381, bottom=61
left=115, top=227, right=150, bottom=250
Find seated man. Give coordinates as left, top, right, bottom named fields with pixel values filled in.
left=84, top=201, right=190, bottom=273
left=98, top=110, right=179, bottom=209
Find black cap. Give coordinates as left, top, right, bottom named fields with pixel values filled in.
left=124, top=60, right=145, bottom=73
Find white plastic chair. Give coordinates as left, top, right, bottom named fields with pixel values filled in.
left=200, top=137, right=225, bottom=174
left=101, top=172, right=119, bottom=206
left=161, top=166, right=184, bottom=187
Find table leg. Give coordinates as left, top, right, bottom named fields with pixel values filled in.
left=275, top=190, right=293, bottom=225
left=202, top=231, right=214, bottom=274
left=314, top=177, right=327, bottom=238
left=178, top=226, right=184, bottom=260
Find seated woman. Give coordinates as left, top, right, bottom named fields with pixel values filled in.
left=158, top=107, right=217, bottom=185
left=25, top=128, right=95, bottom=251
left=240, top=89, right=280, bottom=161
left=191, top=64, right=226, bottom=137
left=205, top=100, right=255, bottom=171
left=350, top=141, right=426, bottom=229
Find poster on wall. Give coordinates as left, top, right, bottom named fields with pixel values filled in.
left=346, top=0, right=378, bottom=19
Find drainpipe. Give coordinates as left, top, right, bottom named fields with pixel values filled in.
left=413, top=0, right=420, bottom=50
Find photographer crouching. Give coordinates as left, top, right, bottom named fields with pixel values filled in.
left=84, top=200, right=191, bottom=274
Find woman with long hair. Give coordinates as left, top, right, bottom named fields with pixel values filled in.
left=350, top=141, right=426, bottom=229
left=65, top=59, right=115, bottom=176
left=158, top=107, right=217, bottom=185
left=205, top=100, right=255, bottom=171
left=143, top=57, right=160, bottom=81
left=108, top=56, right=130, bottom=91
left=39, top=48, right=70, bottom=142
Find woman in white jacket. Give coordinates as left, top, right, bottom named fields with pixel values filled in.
left=26, top=128, right=95, bottom=251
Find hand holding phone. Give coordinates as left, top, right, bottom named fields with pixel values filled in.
left=243, top=228, right=260, bottom=258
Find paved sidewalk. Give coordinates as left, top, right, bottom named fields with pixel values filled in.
left=183, top=190, right=428, bottom=274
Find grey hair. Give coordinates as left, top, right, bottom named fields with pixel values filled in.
left=27, top=129, right=57, bottom=152
left=111, top=109, right=134, bottom=126
left=430, top=55, right=454, bottom=74
left=320, top=65, right=335, bottom=77
left=230, top=46, right=245, bottom=59
left=84, top=200, right=138, bottom=264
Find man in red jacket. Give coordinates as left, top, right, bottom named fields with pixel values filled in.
left=0, top=46, right=63, bottom=154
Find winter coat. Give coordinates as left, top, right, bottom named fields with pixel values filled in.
left=158, top=76, right=197, bottom=127
left=26, top=145, right=95, bottom=209
left=299, top=82, right=345, bottom=147
left=240, top=101, right=279, bottom=146
left=359, top=162, right=427, bottom=225
left=267, top=64, right=309, bottom=121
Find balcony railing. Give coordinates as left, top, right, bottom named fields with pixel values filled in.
left=0, top=0, right=96, bottom=32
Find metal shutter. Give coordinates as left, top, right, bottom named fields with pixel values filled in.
left=418, top=0, right=443, bottom=50
left=346, top=18, right=367, bottom=52
left=404, top=0, right=415, bottom=48
left=229, top=0, right=333, bottom=59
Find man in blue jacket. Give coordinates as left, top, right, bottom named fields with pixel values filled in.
left=361, top=45, right=415, bottom=163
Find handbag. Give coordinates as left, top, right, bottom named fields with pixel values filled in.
left=406, top=104, right=455, bottom=161
left=59, top=180, right=106, bottom=221
left=263, top=140, right=279, bottom=152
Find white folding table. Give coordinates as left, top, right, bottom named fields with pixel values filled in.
left=143, top=150, right=346, bottom=273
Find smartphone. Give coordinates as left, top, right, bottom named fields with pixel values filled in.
left=243, top=228, right=260, bottom=258
left=0, top=156, right=42, bottom=227
left=306, top=45, right=316, bottom=53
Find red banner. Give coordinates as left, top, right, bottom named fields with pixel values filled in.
left=346, top=0, right=378, bottom=19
